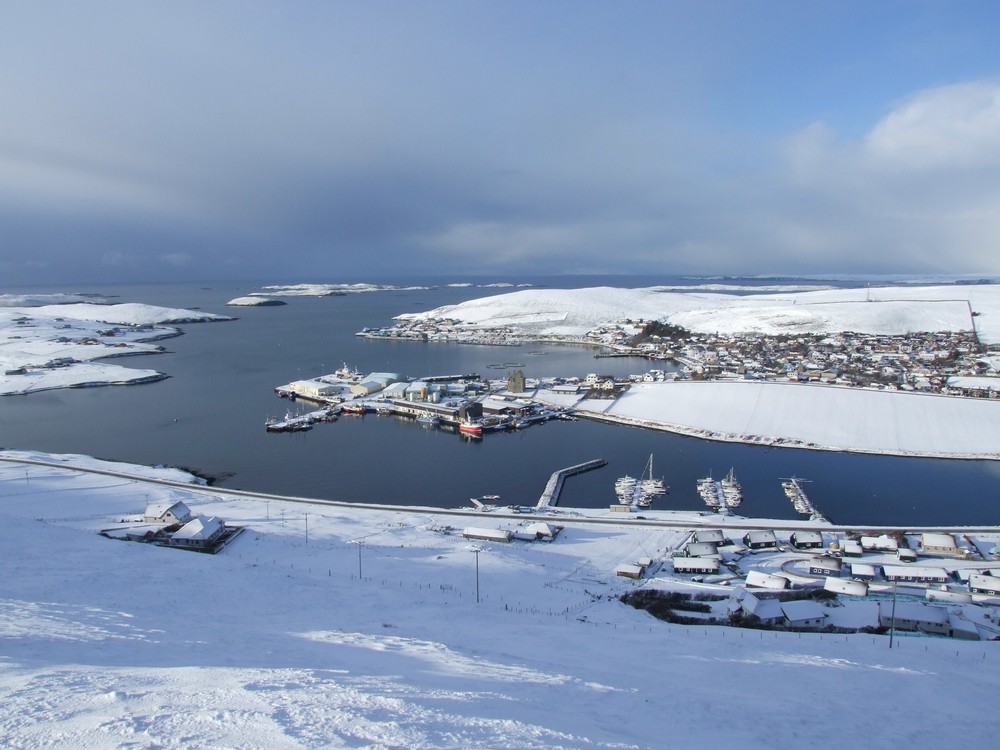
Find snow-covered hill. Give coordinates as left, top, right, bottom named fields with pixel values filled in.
left=399, top=283, right=1000, bottom=343
left=1, top=451, right=997, bottom=749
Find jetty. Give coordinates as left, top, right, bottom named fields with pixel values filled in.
left=536, top=459, right=607, bottom=510
left=781, top=476, right=829, bottom=522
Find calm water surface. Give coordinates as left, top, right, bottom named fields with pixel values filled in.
left=3, top=277, right=999, bottom=526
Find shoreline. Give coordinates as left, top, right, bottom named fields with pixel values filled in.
left=4, top=451, right=998, bottom=534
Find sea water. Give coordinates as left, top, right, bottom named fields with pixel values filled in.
left=2, top=275, right=999, bottom=526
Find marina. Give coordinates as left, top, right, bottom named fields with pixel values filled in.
left=614, top=454, right=667, bottom=509
left=697, top=468, right=743, bottom=511
left=782, top=476, right=829, bottom=522
left=5, top=279, right=1000, bottom=527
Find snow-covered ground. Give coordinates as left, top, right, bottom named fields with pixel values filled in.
left=400, top=283, right=1000, bottom=344
left=1, top=450, right=998, bottom=749
left=539, top=380, right=1000, bottom=460
left=0, top=301, right=231, bottom=395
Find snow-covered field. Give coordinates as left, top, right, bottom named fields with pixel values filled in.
left=0, top=302, right=230, bottom=395
left=400, top=283, right=1000, bottom=343
left=1, top=450, right=998, bottom=749
left=546, top=380, right=1000, bottom=460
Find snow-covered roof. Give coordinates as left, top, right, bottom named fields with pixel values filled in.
left=145, top=500, right=191, bottom=520
left=780, top=600, right=827, bottom=623
left=920, top=532, right=958, bottom=549
left=886, top=601, right=949, bottom=625
left=745, top=570, right=788, bottom=589
left=172, top=515, right=224, bottom=541
left=791, top=530, right=823, bottom=544
left=825, top=578, right=868, bottom=596
left=849, top=563, right=877, bottom=577
left=809, top=557, right=841, bottom=571
left=738, top=590, right=783, bottom=620
left=882, top=564, right=949, bottom=580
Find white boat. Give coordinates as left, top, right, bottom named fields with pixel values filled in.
left=720, top=467, right=742, bottom=509
left=616, top=454, right=667, bottom=508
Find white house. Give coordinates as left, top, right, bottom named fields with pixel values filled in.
left=969, top=573, right=1000, bottom=596
left=144, top=500, right=192, bottom=525
left=745, top=570, right=788, bottom=590
left=780, top=600, right=827, bottom=629
left=861, top=535, right=899, bottom=552
left=730, top=590, right=783, bottom=625
left=672, top=557, right=720, bottom=575
left=170, top=516, right=226, bottom=550
left=880, top=601, right=950, bottom=635
left=882, top=565, right=950, bottom=584
left=919, top=533, right=960, bottom=556
left=824, top=577, right=868, bottom=596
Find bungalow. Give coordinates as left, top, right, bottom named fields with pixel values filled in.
left=968, top=573, right=1000, bottom=596
left=880, top=601, right=950, bottom=636
left=729, top=590, right=783, bottom=625
left=780, top=600, right=827, bottom=629
left=685, top=542, right=719, bottom=558
left=672, top=557, right=720, bottom=575
left=897, top=548, right=918, bottom=563
left=808, top=557, right=842, bottom=576
left=919, top=533, right=960, bottom=556
left=745, top=570, right=788, bottom=590
left=824, top=577, right=868, bottom=597
left=694, top=529, right=726, bottom=545
left=743, top=530, right=778, bottom=550
left=881, top=565, right=950, bottom=584
left=841, top=540, right=864, bottom=558
left=861, top=535, right=899, bottom=552
left=790, top=530, right=824, bottom=549
left=849, top=563, right=878, bottom=581
left=170, top=515, right=227, bottom=550
left=144, top=500, right=192, bottom=526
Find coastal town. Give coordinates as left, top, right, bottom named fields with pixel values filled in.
left=359, top=316, right=1000, bottom=399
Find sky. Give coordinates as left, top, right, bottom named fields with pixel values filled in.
left=2, top=1, right=1000, bottom=285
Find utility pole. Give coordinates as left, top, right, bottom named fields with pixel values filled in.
left=889, top=579, right=898, bottom=649
left=472, top=547, right=481, bottom=603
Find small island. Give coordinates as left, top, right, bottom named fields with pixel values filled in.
left=226, top=296, right=287, bottom=307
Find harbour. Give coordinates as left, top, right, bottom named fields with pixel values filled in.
left=3, top=277, right=999, bottom=527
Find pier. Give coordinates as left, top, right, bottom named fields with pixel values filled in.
left=781, top=476, right=829, bottom=522
left=536, top=459, right=607, bottom=510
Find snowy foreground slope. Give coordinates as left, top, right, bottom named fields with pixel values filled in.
left=400, top=283, right=1000, bottom=343
left=1, top=451, right=997, bottom=749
